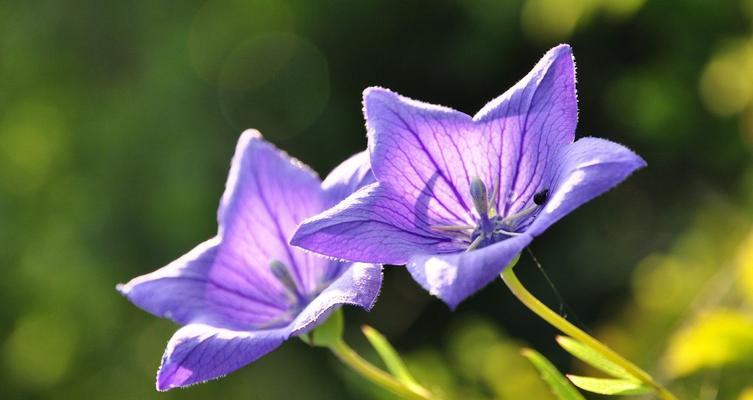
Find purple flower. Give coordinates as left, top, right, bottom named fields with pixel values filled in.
left=118, top=130, right=381, bottom=390
left=291, top=45, right=645, bottom=309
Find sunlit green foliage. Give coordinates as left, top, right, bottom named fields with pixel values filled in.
left=566, top=375, right=651, bottom=396
left=555, top=336, right=635, bottom=381
left=361, top=325, right=422, bottom=388
left=522, top=349, right=585, bottom=400
left=665, top=310, right=753, bottom=376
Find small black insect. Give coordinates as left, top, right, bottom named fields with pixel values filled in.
left=533, top=189, right=549, bottom=205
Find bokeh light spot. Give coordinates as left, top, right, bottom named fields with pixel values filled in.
left=607, top=72, right=689, bottom=140
left=740, top=387, right=753, bottom=400
left=0, top=98, right=68, bottom=195
left=4, top=312, right=78, bottom=388
left=601, top=0, right=645, bottom=18
left=664, top=310, right=753, bottom=377
left=217, top=33, right=329, bottom=140
left=699, top=41, right=753, bottom=116
left=521, top=0, right=587, bottom=42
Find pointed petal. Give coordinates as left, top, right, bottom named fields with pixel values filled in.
left=364, top=87, right=483, bottom=225
left=156, top=323, right=286, bottom=391
left=321, top=150, right=376, bottom=205
left=526, top=137, right=646, bottom=237
left=216, top=130, right=332, bottom=302
left=289, top=262, right=383, bottom=336
left=117, top=238, right=287, bottom=329
left=292, top=183, right=464, bottom=264
left=407, top=234, right=533, bottom=309
left=474, top=44, right=578, bottom=216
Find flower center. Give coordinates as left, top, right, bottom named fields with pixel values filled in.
left=250, top=260, right=311, bottom=329
left=269, top=259, right=308, bottom=306
left=432, top=177, right=549, bottom=252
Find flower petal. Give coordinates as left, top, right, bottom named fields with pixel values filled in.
left=292, top=183, right=464, bottom=264
left=216, top=129, right=332, bottom=303
left=407, top=234, right=533, bottom=309
left=364, top=87, right=482, bottom=226
left=474, top=44, right=578, bottom=216
left=289, top=262, right=383, bottom=336
left=321, top=150, right=376, bottom=205
left=117, top=238, right=287, bottom=330
left=526, top=137, right=646, bottom=237
left=156, top=323, right=286, bottom=391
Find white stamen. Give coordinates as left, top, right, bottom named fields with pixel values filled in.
left=494, top=228, right=522, bottom=236
left=500, top=204, right=540, bottom=226
left=465, top=236, right=484, bottom=252
left=432, top=224, right=474, bottom=232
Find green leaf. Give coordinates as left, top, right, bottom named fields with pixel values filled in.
left=521, top=348, right=586, bottom=400
left=555, top=335, right=637, bottom=380
left=299, top=308, right=343, bottom=348
left=566, top=375, right=652, bottom=396
left=361, top=325, right=420, bottom=387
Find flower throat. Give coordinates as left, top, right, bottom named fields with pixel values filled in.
left=433, top=177, right=548, bottom=251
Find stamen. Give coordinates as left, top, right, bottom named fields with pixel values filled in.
left=488, top=179, right=500, bottom=217
left=493, top=227, right=523, bottom=236
left=493, top=190, right=549, bottom=236
left=465, top=235, right=484, bottom=252
left=469, top=177, right=489, bottom=217
left=500, top=204, right=539, bottom=226
left=432, top=224, right=474, bottom=232
left=269, top=259, right=305, bottom=303
left=463, top=178, right=537, bottom=252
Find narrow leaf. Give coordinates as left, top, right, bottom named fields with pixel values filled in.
left=556, top=335, right=637, bottom=380
left=521, top=348, right=586, bottom=400
left=567, top=375, right=652, bottom=396
left=361, top=325, right=420, bottom=387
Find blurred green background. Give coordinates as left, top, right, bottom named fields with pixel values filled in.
left=3, top=0, right=753, bottom=399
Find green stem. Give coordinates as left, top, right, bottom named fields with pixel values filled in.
left=329, top=339, right=434, bottom=400
left=501, top=266, right=677, bottom=400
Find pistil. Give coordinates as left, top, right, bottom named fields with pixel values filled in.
left=269, top=259, right=307, bottom=304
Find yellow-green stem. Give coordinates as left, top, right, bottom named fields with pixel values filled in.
left=501, top=267, right=677, bottom=400
left=329, top=339, right=434, bottom=400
